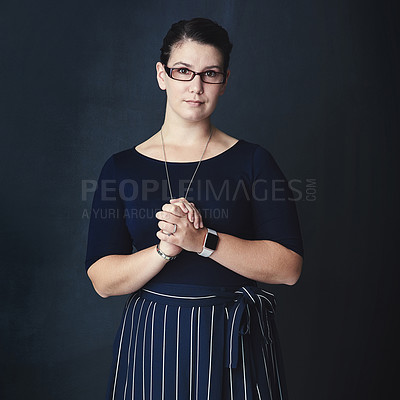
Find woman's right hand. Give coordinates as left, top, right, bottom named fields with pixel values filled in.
left=158, top=239, right=182, bottom=258
left=156, top=201, right=188, bottom=258
left=169, top=198, right=204, bottom=229
left=156, top=198, right=204, bottom=257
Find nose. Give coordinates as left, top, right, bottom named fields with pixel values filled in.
left=189, top=74, right=204, bottom=94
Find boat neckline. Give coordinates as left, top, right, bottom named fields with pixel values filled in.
left=133, top=139, right=242, bottom=164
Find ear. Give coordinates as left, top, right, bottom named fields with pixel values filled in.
left=156, top=62, right=167, bottom=91
left=218, top=69, right=230, bottom=96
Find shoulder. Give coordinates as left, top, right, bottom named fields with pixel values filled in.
left=102, top=147, right=135, bottom=167
left=112, top=147, right=136, bottom=163
left=236, top=139, right=285, bottom=179
left=95, top=147, right=137, bottom=181
left=236, top=138, right=275, bottom=162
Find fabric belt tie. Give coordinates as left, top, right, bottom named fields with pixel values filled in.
left=225, top=286, right=276, bottom=369
left=139, top=282, right=277, bottom=371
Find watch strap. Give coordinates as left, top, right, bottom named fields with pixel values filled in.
left=197, top=228, right=218, bottom=257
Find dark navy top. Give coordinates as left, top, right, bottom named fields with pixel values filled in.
left=85, top=139, right=304, bottom=287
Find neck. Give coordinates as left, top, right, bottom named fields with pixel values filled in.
left=161, top=110, right=213, bottom=146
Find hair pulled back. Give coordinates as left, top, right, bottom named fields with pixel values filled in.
left=160, top=18, right=233, bottom=73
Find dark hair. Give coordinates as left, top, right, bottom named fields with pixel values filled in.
left=160, top=18, right=233, bottom=73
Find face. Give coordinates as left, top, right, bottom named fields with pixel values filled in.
left=156, top=40, right=230, bottom=123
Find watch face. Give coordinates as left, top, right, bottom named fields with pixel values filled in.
left=205, top=232, right=219, bottom=250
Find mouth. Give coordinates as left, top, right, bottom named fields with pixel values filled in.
left=185, top=100, right=204, bottom=106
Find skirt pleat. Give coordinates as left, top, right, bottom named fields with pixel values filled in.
left=106, top=282, right=288, bottom=400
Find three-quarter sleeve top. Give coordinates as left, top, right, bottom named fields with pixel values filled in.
left=85, top=139, right=304, bottom=287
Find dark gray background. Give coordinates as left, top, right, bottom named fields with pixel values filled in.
left=2, top=0, right=399, bottom=398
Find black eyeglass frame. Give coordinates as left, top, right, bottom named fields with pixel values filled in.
left=163, top=65, right=227, bottom=84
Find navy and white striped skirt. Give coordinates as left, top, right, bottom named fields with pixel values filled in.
left=106, top=282, right=289, bottom=400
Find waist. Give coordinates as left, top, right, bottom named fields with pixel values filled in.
left=140, top=281, right=275, bottom=309
left=139, top=281, right=277, bottom=369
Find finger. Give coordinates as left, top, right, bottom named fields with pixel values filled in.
left=174, top=198, right=196, bottom=223
left=170, top=198, right=189, bottom=212
left=193, top=208, right=200, bottom=229
left=183, top=202, right=195, bottom=223
left=170, top=199, right=201, bottom=228
left=190, top=202, right=204, bottom=228
left=179, top=200, right=200, bottom=228
left=169, top=198, right=187, bottom=204
left=155, top=210, right=179, bottom=224
left=170, top=197, right=192, bottom=211
left=187, top=202, right=199, bottom=228
left=158, top=220, right=177, bottom=234
left=187, top=202, right=203, bottom=229
left=162, top=203, right=187, bottom=216
left=156, top=229, right=176, bottom=243
left=169, top=200, right=189, bottom=215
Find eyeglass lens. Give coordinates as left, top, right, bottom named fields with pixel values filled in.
left=170, top=68, right=224, bottom=84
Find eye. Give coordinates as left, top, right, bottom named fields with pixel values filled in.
left=177, top=68, right=190, bottom=75
left=205, top=70, right=217, bottom=77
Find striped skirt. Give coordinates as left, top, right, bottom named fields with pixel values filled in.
left=106, top=282, right=288, bottom=400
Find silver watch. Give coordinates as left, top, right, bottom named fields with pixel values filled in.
left=197, top=228, right=219, bottom=257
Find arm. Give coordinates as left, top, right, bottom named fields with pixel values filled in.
left=157, top=223, right=302, bottom=286
left=85, top=154, right=205, bottom=298
left=87, top=201, right=204, bottom=298
left=157, top=148, right=304, bottom=285
left=163, top=198, right=303, bottom=285
left=87, top=244, right=168, bottom=298
left=208, top=233, right=303, bottom=285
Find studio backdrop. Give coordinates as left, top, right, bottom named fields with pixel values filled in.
left=1, top=0, right=399, bottom=399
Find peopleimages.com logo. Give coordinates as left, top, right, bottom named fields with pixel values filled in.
left=81, top=207, right=230, bottom=220
left=81, top=178, right=317, bottom=203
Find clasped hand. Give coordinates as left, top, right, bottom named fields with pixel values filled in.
left=155, top=198, right=206, bottom=257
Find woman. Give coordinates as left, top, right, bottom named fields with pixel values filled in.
left=85, top=17, right=304, bottom=400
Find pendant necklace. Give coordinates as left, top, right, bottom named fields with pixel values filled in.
left=160, top=125, right=213, bottom=200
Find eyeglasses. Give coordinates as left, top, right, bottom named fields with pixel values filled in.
left=163, top=65, right=226, bottom=84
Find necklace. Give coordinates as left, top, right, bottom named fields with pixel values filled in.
left=160, top=125, right=213, bottom=200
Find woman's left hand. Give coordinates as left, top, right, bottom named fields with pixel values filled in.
left=170, top=197, right=204, bottom=229
left=155, top=198, right=206, bottom=253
